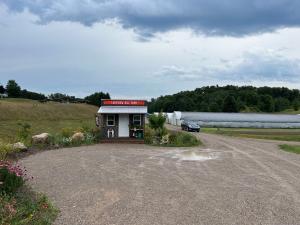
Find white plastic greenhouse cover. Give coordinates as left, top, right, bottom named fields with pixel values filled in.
left=180, top=112, right=300, bottom=123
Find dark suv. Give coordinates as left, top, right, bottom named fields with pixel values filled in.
left=181, top=121, right=200, bottom=132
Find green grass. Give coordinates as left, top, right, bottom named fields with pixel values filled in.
left=279, top=144, right=300, bottom=154
left=0, top=98, right=98, bottom=142
left=203, top=127, right=300, bottom=142
left=281, top=108, right=300, bottom=114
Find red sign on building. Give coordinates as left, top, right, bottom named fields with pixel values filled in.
left=101, top=100, right=146, bottom=106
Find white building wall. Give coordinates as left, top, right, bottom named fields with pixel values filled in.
left=167, top=113, right=173, bottom=124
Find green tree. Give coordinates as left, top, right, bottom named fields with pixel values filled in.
left=84, top=92, right=111, bottom=107
left=202, top=102, right=210, bottom=111
left=259, top=95, right=275, bottom=112
left=148, top=85, right=299, bottom=113
left=209, top=102, right=221, bottom=112
left=49, top=93, right=78, bottom=102
left=0, top=85, right=5, bottom=94
left=292, top=100, right=300, bottom=111
left=20, top=89, right=47, bottom=101
left=6, top=80, right=21, bottom=98
left=222, top=95, right=238, bottom=112
left=244, top=91, right=259, bottom=106
left=274, top=98, right=290, bottom=112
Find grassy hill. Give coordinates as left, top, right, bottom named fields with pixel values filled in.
left=0, top=98, right=98, bottom=142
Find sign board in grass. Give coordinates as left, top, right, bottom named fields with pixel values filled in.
left=279, top=144, right=300, bottom=154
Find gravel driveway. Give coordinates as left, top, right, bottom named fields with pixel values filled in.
left=21, top=130, right=300, bottom=225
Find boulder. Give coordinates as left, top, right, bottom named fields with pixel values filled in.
left=71, top=132, right=85, bottom=142
left=12, top=142, right=27, bottom=151
left=32, top=133, right=50, bottom=144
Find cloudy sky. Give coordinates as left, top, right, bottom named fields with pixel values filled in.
left=1, top=0, right=300, bottom=99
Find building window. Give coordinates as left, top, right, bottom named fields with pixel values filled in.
left=133, top=115, right=141, bottom=126
left=107, top=115, right=115, bottom=126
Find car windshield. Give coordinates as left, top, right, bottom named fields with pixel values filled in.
left=188, top=122, right=199, bottom=127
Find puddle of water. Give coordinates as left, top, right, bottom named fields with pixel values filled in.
left=173, top=151, right=216, bottom=161
left=170, top=150, right=218, bottom=161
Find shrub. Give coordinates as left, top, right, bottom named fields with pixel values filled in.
left=148, top=113, right=168, bottom=143
left=170, top=132, right=200, bottom=147
left=91, top=128, right=101, bottom=142
left=12, top=125, right=100, bottom=150
left=0, top=161, right=28, bottom=195
left=79, top=124, right=93, bottom=134
left=156, top=127, right=168, bottom=138
left=144, top=126, right=155, bottom=144
left=47, top=134, right=56, bottom=145
left=145, top=128, right=200, bottom=147
left=71, top=138, right=83, bottom=146
left=61, top=128, right=73, bottom=138
left=48, top=130, right=98, bottom=148
left=145, top=125, right=168, bottom=145
left=168, top=133, right=177, bottom=144
left=83, top=133, right=95, bottom=145
left=148, top=113, right=166, bottom=132
left=60, top=137, right=72, bottom=147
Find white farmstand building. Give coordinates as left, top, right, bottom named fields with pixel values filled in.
left=97, top=100, right=148, bottom=142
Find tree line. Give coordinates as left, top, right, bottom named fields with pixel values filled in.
left=148, top=85, right=300, bottom=113
left=0, top=80, right=110, bottom=107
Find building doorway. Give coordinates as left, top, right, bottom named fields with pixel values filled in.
left=118, top=114, right=129, bottom=137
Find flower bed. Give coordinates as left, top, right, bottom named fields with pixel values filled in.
left=145, top=126, right=201, bottom=147
left=0, top=160, right=58, bottom=224
left=145, top=113, right=201, bottom=147
left=0, top=161, right=29, bottom=194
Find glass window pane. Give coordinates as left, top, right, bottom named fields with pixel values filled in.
left=133, top=115, right=141, bottom=125
left=107, top=115, right=115, bottom=126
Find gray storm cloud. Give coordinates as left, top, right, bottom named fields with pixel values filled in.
left=156, top=51, right=300, bottom=82
left=2, top=0, right=300, bottom=37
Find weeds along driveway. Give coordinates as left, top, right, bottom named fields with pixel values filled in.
left=21, top=135, right=300, bottom=225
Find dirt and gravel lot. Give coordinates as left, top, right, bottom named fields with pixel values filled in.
left=21, top=128, right=300, bottom=225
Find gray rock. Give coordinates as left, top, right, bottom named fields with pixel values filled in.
left=71, top=132, right=85, bottom=142
left=32, top=133, right=50, bottom=144
left=12, top=142, right=27, bottom=151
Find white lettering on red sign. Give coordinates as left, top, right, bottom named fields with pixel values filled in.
left=103, top=100, right=145, bottom=106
